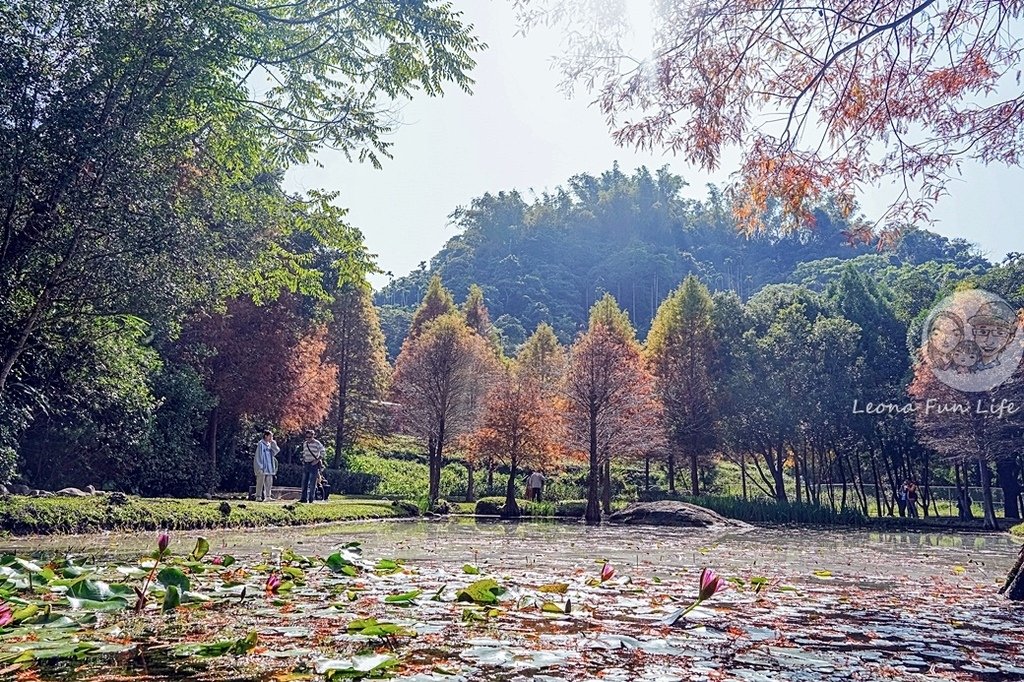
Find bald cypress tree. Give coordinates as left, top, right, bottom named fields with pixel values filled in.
left=409, top=275, right=456, bottom=338
left=564, top=295, right=658, bottom=524
left=463, top=284, right=502, bottom=355
left=327, top=283, right=390, bottom=467
left=518, top=323, right=566, bottom=391
left=645, top=276, right=718, bottom=496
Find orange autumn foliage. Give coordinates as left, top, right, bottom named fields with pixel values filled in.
left=182, top=296, right=337, bottom=433
left=473, top=364, right=564, bottom=474
left=277, top=327, right=338, bottom=433
left=517, top=0, right=1024, bottom=243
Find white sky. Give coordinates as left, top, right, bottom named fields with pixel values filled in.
left=284, top=0, right=1023, bottom=290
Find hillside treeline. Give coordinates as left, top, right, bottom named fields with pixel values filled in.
left=375, top=165, right=988, bottom=356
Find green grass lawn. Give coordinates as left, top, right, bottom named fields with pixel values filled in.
left=0, top=495, right=419, bottom=536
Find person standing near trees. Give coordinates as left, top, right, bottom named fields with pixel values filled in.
left=525, top=471, right=545, bottom=502
left=897, top=482, right=908, bottom=517
left=254, top=430, right=280, bottom=502
left=906, top=480, right=920, bottom=518
left=299, top=430, right=326, bottom=503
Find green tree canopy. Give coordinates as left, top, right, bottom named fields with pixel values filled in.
left=409, top=275, right=458, bottom=338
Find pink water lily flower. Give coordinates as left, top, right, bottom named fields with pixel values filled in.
left=157, top=532, right=170, bottom=555
left=211, top=556, right=224, bottom=566
left=600, top=563, right=615, bottom=582
left=265, top=572, right=283, bottom=595
left=664, top=566, right=728, bottom=625
left=0, top=601, right=12, bottom=627
left=697, top=567, right=726, bottom=602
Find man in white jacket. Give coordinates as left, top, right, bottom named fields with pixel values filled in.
left=254, top=430, right=280, bottom=501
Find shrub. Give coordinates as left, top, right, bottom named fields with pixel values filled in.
left=345, top=452, right=427, bottom=498
left=541, top=471, right=586, bottom=502
left=0, top=446, right=17, bottom=486
left=430, top=498, right=454, bottom=514
left=272, top=464, right=381, bottom=495
left=440, top=462, right=471, bottom=500
left=553, top=499, right=587, bottom=518
left=392, top=500, right=422, bottom=517
left=474, top=497, right=505, bottom=516
left=473, top=497, right=554, bottom=517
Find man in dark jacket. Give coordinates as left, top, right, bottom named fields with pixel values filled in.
left=299, top=430, right=326, bottom=503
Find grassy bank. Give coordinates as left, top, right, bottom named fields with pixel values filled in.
left=1010, top=522, right=1024, bottom=537
left=0, top=495, right=419, bottom=536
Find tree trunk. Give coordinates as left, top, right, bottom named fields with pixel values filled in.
left=920, top=451, right=930, bottom=518
left=598, top=456, right=606, bottom=509
left=997, top=458, right=1022, bottom=519
left=839, top=455, right=849, bottom=510
left=740, top=453, right=748, bottom=501
left=644, top=455, right=650, bottom=494
left=826, top=454, right=837, bottom=511
left=852, top=452, right=869, bottom=515
left=871, top=456, right=884, bottom=518
left=333, top=387, right=347, bottom=469
left=979, top=458, right=999, bottom=531
left=486, top=458, right=494, bottom=493
left=773, top=447, right=787, bottom=503
left=666, top=448, right=676, bottom=495
left=794, top=448, right=802, bottom=504
left=882, top=449, right=899, bottom=516
left=503, top=460, right=519, bottom=517
left=1000, top=544, right=1024, bottom=601
left=585, top=408, right=601, bottom=525
left=206, top=406, right=219, bottom=472
left=0, top=285, right=51, bottom=400
left=807, top=449, right=817, bottom=504
left=805, top=450, right=816, bottom=504
left=955, top=461, right=973, bottom=520
left=429, top=427, right=444, bottom=507
left=689, top=453, right=699, bottom=497
left=465, top=460, right=476, bottom=502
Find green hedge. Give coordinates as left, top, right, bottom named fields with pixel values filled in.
left=637, top=492, right=869, bottom=526
left=553, top=499, right=587, bottom=518
left=472, top=497, right=595, bottom=518
left=0, top=495, right=418, bottom=535
left=273, top=464, right=380, bottom=495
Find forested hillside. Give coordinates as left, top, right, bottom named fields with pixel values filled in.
left=375, top=165, right=989, bottom=356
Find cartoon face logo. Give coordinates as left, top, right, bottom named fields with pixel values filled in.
left=925, top=312, right=964, bottom=370
left=921, top=289, right=1023, bottom=392
left=950, top=340, right=981, bottom=374
left=968, top=300, right=1016, bottom=360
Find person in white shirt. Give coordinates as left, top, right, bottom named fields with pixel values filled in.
left=254, top=430, right=280, bottom=501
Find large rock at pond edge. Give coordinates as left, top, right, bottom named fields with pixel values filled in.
left=608, top=501, right=747, bottom=529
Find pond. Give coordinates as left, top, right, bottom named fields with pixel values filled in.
left=1, top=519, right=1022, bottom=681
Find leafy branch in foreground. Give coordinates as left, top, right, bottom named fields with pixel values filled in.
left=515, top=0, right=1024, bottom=243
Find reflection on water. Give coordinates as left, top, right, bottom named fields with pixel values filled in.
left=2, top=519, right=1019, bottom=586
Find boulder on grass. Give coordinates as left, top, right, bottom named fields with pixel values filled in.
left=56, top=485, right=97, bottom=497
left=608, top=501, right=748, bottom=529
